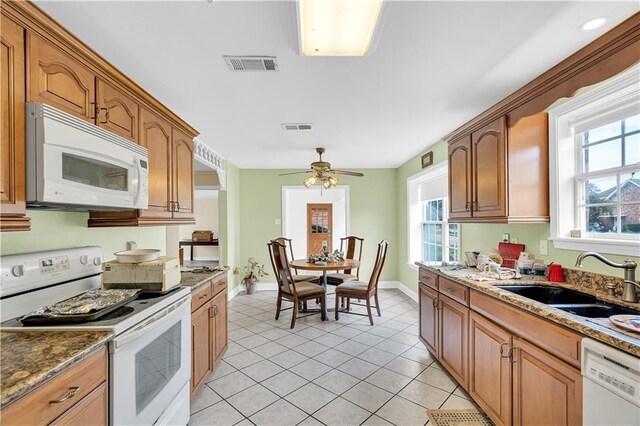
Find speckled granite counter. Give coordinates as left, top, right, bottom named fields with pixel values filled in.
left=180, top=268, right=228, bottom=292
left=0, top=330, right=112, bottom=407
left=416, top=262, right=640, bottom=357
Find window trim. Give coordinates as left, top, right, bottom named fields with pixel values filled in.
left=406, top=162, right=448, bottom=269
left=549, top=65, right=640, bottom=256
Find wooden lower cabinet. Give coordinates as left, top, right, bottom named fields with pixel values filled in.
left=512, top=337, right=582, bottom=426
left=469, top=311, right=512, bottom=426
left=419, top=283, right=439, bottom=355
left=191, top=274, right=228, bottom=400
left=438, top=294, right=468, bottom=389
left=51, top=383, right=107, bottom=426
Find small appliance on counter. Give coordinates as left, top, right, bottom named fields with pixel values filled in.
left=102, top=256, right=181, bottom=293
left=498, top=242, right=526, bottom=269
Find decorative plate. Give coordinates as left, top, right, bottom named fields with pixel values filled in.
left=609, top=315, right=640, bottom=333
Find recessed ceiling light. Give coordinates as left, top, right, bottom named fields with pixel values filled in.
left=580, top=17, right=607, bottom=31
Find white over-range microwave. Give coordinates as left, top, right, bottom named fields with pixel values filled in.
left=26, top=102, right=149, bottom=211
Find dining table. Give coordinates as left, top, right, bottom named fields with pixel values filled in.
left=289, top=258, right=361, bottom=319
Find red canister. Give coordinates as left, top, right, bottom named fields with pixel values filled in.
left=548, top=264, right=565, bottom=282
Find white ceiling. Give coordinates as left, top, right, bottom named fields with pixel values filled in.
left=34, top=1, right=639, bottom=169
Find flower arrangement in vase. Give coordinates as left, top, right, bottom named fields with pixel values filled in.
left=308, top=249, right=345, bottom=264
left=234, top=258, right=268, bottom=294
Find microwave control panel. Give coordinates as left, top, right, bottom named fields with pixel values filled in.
left=39, top=256, right=70, bottom=274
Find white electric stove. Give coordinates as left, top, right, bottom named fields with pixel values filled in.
left=0, top=247, right=191, bottom=426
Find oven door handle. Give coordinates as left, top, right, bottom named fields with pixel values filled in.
left=113, top=297, right=189, bottom=350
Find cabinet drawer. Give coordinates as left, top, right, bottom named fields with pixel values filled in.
left=212, top=276, right=227, bottom=296
left=191, top=282, right=213, bottom=312
left=470, top=290, right=582, bottom=368
left=419, top=268, right=438, bottom=290
left=439, top=277, right=469, bottom=306
left=1, top=348, right=107, bottom=426
left=51, top=382, right=107, bottom=426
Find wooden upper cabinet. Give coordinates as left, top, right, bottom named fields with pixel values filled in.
left=139, top=108, right=173, bottom=219
left=448, top=135, right=472, bottom=219
left=512, top=337, right=582, bottom=426
left=1, top=15, right=29, bottom=231
left=27, top=34, right=96, bottom=122
left=172, top=128, right=194, bottom=219
left=438, top=294, right=468, bottom=389
left=96, top=79, right=139, bottom=143
left=472, top=116, right=507, bottom=217
left=448, top=113, right=548, bottom=223
left=469, top=311, right=512, bottom=426
left=419, top=284, right=439, bottom=356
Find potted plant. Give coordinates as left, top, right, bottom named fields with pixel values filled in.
left=234, top=258, right=268, bottom=294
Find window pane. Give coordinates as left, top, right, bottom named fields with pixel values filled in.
left=437, top=199, right=443, bottom=221
left=583, top=121, right=621, bottom=144
left=583, top=139, right=622, bottom=172
left=626, top=115, right=640, bottom=133
left=620, top=172, right=640, bottom=234
left=586, top=205, right=618, bottom=233
left=625, top=133, right=640, bottom=166
left=585, top=176, right=618, bottom=204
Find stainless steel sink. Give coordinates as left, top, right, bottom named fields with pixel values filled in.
left=495, top=285, right=597, bottom=305
left=495, top=285, right=640, bottom=318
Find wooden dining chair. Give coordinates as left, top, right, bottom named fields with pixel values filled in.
left=334, top=240, right=388, bottom=326
left=271, top=237, right=318, bottom=284
left=327, top=236, right=364, bottom=286
left=268, top=240, right=326, bottom=328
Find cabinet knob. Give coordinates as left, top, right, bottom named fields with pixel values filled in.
left=11, top=265, right=24, bottom=277
left=93, top=257, right=102, bottom=266
left=80, top=255, right=89, bottom=265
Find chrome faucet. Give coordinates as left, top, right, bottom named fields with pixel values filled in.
left=575, top=252, right=639, bottom=303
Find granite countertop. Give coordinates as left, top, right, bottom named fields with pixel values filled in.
left=180, top=268, right=228, bottom=291
left=416, top=262, right=640, bottom=357
left=0, top=330, right=112, bottom=407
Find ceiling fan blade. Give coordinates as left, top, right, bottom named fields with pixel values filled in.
left=278, top=170, right=314, bottom=176
left=330, top=169, right=364, bottom=177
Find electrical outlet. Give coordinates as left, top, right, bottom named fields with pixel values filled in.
left=510, top=237, right=519, bottom=244
left=540, top=240, right=548, bottom=256
left=502, top=233, right=510, bottom=242
left=274, top=218, right=281, bottom=225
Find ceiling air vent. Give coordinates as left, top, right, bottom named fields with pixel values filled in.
left=223, top=56, right=278, bottom=72
left=282, top=123, right=313, bottom=131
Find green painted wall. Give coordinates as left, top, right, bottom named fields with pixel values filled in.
left=396, top=142, right=449, bottom=292
left=219, top=160, right=241, bottom=289
left=238, top=168, right=398, bottom=284
left=0, top=210, right=166, bottom=258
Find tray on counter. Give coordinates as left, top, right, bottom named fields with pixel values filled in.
left=20, top=289, right=140, bottom=325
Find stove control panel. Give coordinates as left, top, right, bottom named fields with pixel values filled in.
left=39, top=256, right=70, bottom=274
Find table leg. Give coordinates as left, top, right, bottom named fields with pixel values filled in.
left=191, top=246, right=194, bottom=262
left=322, top=271, right=328, bottom=320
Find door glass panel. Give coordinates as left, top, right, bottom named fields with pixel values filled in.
left=135, top=322, right=181, bottom=414
left=62, top=153, right=128, bottom=191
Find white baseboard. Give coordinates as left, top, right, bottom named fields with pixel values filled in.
left=228, top=280, right=418, bottom=302
left=191, top=257, right=220, bottom=262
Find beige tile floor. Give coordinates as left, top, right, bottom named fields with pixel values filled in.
left=189, top=289, right=482, bottom=426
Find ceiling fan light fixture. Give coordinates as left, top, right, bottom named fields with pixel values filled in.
left=298, top=0, right=384, bottom=56
left=303, top=175, right=317, bottom=188
left=328, top=176, right=339, bottom=186
left=323, top=179, right=333, bottom=189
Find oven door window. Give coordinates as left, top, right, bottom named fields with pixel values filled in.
left=62, top=153, right=128, bottom=192
left=135, top=321, right=182, bottom=414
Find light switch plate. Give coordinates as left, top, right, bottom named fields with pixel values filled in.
left=502, top=233, right=510, bottom=242
left=540, top=240, right=548, bottom=256
left=274, top=218, right=281, bottom=225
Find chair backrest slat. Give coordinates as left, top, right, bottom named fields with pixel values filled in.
left=340, top=236, right=364, bottom=278
left=272, top=237, right=300, bottom=274
left=367, top=240, right=389, bottom=293
left=268, top=240, right=296, bottom=295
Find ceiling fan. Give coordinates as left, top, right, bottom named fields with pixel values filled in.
left=279, top=147, right=364, bottom=189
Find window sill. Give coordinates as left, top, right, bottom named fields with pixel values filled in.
left=550, top=237, right=640, bottom=257
left=407, top=263, right=419, bottom=271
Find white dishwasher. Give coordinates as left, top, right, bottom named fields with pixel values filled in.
left=582, top=338, right=640, bottom=425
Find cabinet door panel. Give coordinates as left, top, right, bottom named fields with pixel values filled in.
left=172, top=128, right=194, bottom=219
left=213, top=290, right=228, bottom=363
left=513, top=337, right=582, bottom=426
left=439, top=294, right=468, bottom=389
left=191, top=303, right=211, bottom=398
left=28, top=34, right=95, bottom=121
left=469, top=312, right=511, bottom=426
left=139, top=108, right=172, bottom=218
left=472, top=117, right=506, bottom=217
left=1, top=16, right=26, bottom=219
left=448, top=135, right=472, bottom=219
left=419, top=284, right=439, bottom=356
left=96, top=79, right=139, bottom=143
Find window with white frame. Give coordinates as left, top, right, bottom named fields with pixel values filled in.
left=422, top=198, right=460, bottom=263
left=549, top=66, right=640, bottom=256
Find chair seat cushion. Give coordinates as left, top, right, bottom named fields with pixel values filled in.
left=293, top=274, right=318, bottom=283
left=335, top=281, right=368, bottom=294
left=294, top=281, right=325, bottom=297
left=326, top=273, right=357, bottom=284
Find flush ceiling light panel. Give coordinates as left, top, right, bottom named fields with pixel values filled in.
left=580, top=17, right=607, bottom=31
left=223, top=56, right=278, bottom=72
left=297, top=0, right=384, bottom=56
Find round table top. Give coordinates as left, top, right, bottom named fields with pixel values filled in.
left=289, top=258, right=360, bottom=271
